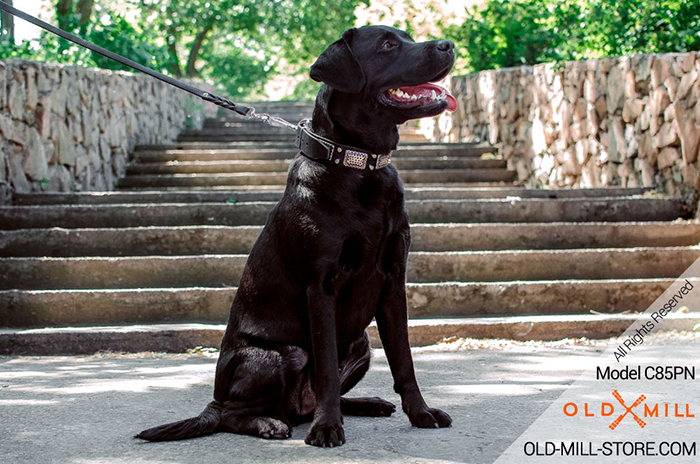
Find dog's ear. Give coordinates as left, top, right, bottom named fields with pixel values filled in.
left=310, top=29, right=366, bottom=94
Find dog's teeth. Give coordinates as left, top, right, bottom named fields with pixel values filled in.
left=431, top=90, right=437, bottom=100
left=411, top=95, right=418, bottom=100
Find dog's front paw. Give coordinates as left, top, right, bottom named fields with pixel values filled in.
left=305, top=421, right=346, bottom=448
left=407, top=407, right=452, bottom=429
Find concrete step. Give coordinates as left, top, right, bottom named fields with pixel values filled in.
left=178, top=132, right=299, bottom=142
left=131, top=144, right=496, bottom=163
left=2, top=247, right=697, bottom=290
left=125, top=158, right=508, bottom=175
left=3, top=313, right=699, bottom=355
left=118, top=172, right=290, bottom=187
left=0, top=278, right=689, bottom=327
left=180, top=124, right=446, bottom=139
left=117, top=168, right=517, bottom=188
left=4, top=221, right=697, bottom=257
left=224, top=101, right=313, bottom=119
left=0, top=197, right=687, bottom=229
left=134, top=148, right=295, bottom=162
left=10, top=187, right=653, bottom=205
left=127, top=161, right=293, bottom=175
left=204, top=119, right=306, bottom=130
left=135, top=141, right=297, bottom=152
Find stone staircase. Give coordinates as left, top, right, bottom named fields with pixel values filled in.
left=1, top=100, right=699, bottom=355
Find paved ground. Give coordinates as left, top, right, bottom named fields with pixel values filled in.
left=0, top=335, right=697, bottom=464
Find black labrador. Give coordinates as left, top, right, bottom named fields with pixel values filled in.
left=137, top=25, right=457, bottom=448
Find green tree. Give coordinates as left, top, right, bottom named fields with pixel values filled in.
left=134, top=0, right=363, bottom=95
left=584, top=0, right=700, bottom=56
left=1, top=0, right=364, bottom=98
left=444, top=0, right=700, bottom=74
left=444, top=0, right=585, bottom=74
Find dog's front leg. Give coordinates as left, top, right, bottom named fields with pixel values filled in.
left=304, top=282, right=345, bottom=447
left=376, top=284, right=452, bottom=429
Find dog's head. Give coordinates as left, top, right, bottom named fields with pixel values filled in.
left=310, top=25, right=456, bottom=123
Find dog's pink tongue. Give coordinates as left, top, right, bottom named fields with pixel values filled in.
left=445, top=92, right=457, bottom=112
left=400, top=83, right=457, bottom=112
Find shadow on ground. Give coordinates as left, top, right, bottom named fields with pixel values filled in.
left=0, top=343, right=611, bottom=464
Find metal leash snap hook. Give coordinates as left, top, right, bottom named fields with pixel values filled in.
left=254, top=113, right=298, bottom=131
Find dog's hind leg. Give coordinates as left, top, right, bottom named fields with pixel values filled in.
left=339, top=332, right=396, bottom=417
left=215, top=346, right=293, bottom=439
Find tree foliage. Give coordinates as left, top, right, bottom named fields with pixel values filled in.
left=1, top=0, right=364, bottom=98
left=7, top=0, right=697, bottom=95
left=444, top=0, right=700, bottom=74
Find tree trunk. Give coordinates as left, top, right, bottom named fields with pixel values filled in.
left=185, top=25, right=214, bottom=78
left=167, top=26, right=183, bottom=77
left=77, top=0, right=95, bottom=25
left=1, top=0, right=14, bottom=44
left=56, top=0, right=73, bottom=30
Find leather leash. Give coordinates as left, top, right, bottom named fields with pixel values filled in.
left=0, top=2, right=392, bottom=171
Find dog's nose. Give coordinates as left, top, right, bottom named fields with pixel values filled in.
left=436, top=40, right=454, bottom=52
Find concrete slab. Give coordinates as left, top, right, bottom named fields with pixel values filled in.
left=0, top=197, right=688, bottom=229
left=10, top=187, right=654, bottom=206
left=3, top=314, right=700, bottom=356
left=2, top=280, right=695, bottom=327
left=5, top=221, right=699, bottom=257
left=1, top=335, right=697, bottom=463
left=3, top=247, right=699, bottom=290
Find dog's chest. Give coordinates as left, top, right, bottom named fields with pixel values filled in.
left=324, top=179, right=408, bottom=342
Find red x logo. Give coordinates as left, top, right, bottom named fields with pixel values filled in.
left=609, top=390, right=646, bottom=430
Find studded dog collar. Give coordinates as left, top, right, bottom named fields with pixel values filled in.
left=295, top=120, right=392, bottom=171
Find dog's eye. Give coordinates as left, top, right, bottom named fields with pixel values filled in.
left=380, top=40, right=396, bottom=50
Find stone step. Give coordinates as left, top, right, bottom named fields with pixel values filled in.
left=0, top=197, right=687, bottom=229
left=119, top=172, right=291, bottom=187
left=182, top=123, right=441, bottom=137
left=4, top=221, right=696, bottom=257
left=2, top=247, right=697, bottom=290
left=125, top=158, right=508, bottom=175
left=3, top=313, right=699, bottom=355
left=203, top=121, right=304, bottom=132
left=178, top=132, right=299, bottom=142
left=135, top=141, right=298, bottom=152
left=228, top=101, right=313, bottom=117
left=0, top=278, right=689, bottom=328
left=211, top=110, right=311, bottom=119
left=117, top=169, right=517, bottom=188
left=203, top=120, right=307, bottom=132
left=10, top=187, right=653, bottom=205
left=131, top=144, right=496, bottom=162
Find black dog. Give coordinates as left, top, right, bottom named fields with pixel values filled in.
left=137, top=25, right=457, bottom=448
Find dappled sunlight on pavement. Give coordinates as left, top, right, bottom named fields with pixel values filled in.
left=2, top=336, right=696, bottom=463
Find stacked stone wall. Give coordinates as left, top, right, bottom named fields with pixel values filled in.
left=0, top=60, right=217, bottom=202
left=440, top=52, right=700, bottom=196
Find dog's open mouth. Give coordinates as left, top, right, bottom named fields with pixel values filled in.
left=384, top=82, right=457, bottom=112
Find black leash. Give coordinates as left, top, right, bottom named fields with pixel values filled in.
left=0, top=2, right=393, bottom=170
left=0, top=1, right=297, bottom=131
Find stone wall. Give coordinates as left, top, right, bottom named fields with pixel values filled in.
left=439, top=52, right=700, bottom=196
left=0, top=60, right=218, bottom=202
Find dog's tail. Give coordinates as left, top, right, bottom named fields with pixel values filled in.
left=136, top=401, right=223, bottom=442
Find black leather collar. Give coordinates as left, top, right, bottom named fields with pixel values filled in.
left=295, top=119, right=392, bottom=171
